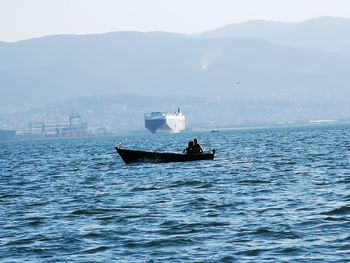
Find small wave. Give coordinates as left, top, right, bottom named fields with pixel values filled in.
left=70, top=208, right=114, bottom=216
left=337, top=235, right=350, bottom=242
left=203, top=221, right=230, bottom=228
left=270, top=153, right=285, bottom=158
left=123, top=237, right=193, bottom=248
left=323, top=216, right=349, bottom=222
left=170, top=179, right=210, bottom=188
left=186, top=196, right=209, bottom=207
left=238, top=179, right=270, bottom=185
left=71, top=209, right=98, bottom=216
left=96, top=215, right=114, bottom=221
left=4, top=237, right=33, bottom=246
left=212, top=203, right=234, bottom=209
left=157, top=220, right=229, bottom=236
left=0, top=193, right=23, bottom=199
left=322, top=206, right=350, bottom=216
left=80, top=245, right=110, bottom=254
left=255, top=227, right=300, bottom=239
left=220, top=255, right=236, bottom=262
left=25, top=218, right=46, bottom=227
left=159, top=220, right=179, bottom=227
left=144, top=237, right=193, bottom=248
left=81, top=232, right=104, bottom=239
left=237, top=248, right=263, bottom=256
left=278, top=246, right=301, bottom=254
left=131, top=186, right=159, bottom=192
left=214, top=157, right=255, bottom=164
left=157, top=227, right=200, bottom=236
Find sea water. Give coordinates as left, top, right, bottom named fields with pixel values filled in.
left=1, top=125, right=350, bottom=262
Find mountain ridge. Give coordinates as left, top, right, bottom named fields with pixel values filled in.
left=200, top=16, right=350, bottom=52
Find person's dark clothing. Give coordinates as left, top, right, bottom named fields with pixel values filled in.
left=192, top=143, right=204, bottom=154
left=183, top=141, right=194, bottom=154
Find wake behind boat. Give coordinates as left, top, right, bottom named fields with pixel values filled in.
left=116, top=147, right=215, bottom=164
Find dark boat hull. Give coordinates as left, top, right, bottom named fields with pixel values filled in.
left=116, top=148, right=215, bottom=164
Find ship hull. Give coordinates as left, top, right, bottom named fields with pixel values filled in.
left=145, top=118, right=184, bottom=133
left=144, top=112, right=185, bottom=134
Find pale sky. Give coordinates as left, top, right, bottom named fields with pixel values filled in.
left=1, top=0, right=350, bottom=42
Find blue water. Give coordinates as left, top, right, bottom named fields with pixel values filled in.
left=1, top=125, right=350, bottom=262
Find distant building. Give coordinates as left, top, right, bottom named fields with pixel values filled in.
left=27, top=114, right=92, bottom=138
left=61, top=114, right=89, bottom=137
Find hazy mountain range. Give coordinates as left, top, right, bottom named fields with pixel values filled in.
left=1, top=17, right=350, bottom=130
left=200, top=16, right=350, bottom=53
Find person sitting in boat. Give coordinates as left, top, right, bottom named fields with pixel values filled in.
left=183, top=140, right=194, bottom=154
left=192, top=138, right=204, bottom=154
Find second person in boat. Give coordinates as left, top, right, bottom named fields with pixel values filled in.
left=192, top=138, right=204, bottom=154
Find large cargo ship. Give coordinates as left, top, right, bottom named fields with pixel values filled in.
left=144, top=108, right=185, bottom=134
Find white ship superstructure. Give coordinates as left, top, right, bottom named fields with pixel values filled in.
left=144, top=108, right=185, bottom=134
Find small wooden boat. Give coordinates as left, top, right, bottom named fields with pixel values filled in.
left=115, top=147, right=215, bottom=164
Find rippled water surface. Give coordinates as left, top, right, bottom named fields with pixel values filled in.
left=1, top=125, right=350, bottom=262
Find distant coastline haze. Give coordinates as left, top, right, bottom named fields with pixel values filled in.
left=2, top=16, right=350, bottom=130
